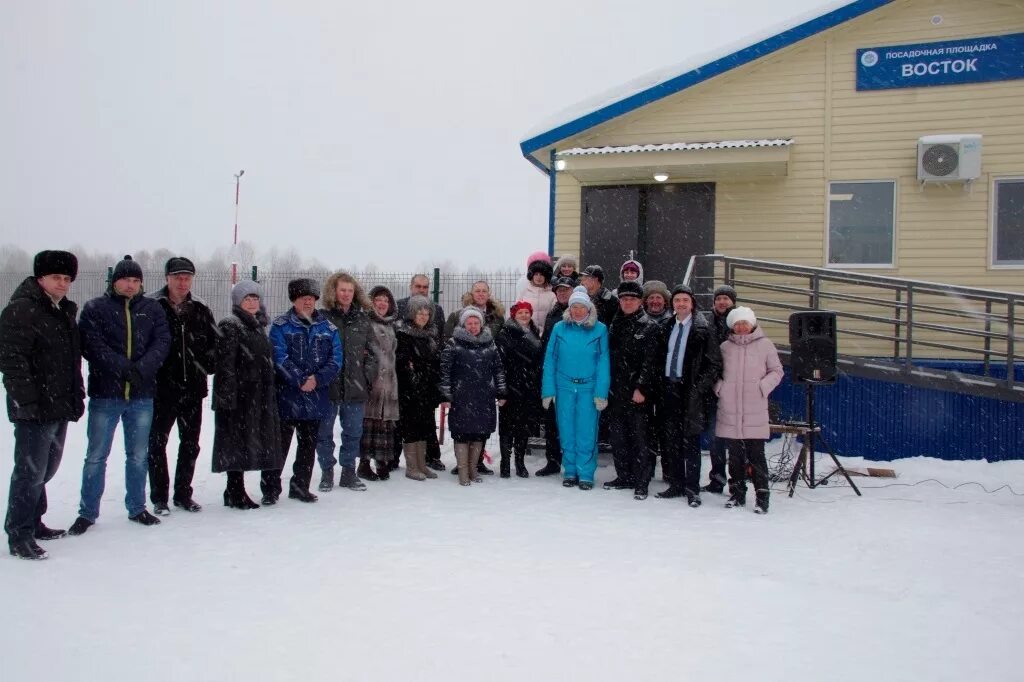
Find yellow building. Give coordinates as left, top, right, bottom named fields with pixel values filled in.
left=521, top=0, right=1023, bottom=292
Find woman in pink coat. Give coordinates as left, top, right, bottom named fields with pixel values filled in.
left=713, top=306, right=783, bottom=514
left=517, top=251, right=557, bottom=333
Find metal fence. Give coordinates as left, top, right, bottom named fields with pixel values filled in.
left=0, top=269, right=524, bottom=324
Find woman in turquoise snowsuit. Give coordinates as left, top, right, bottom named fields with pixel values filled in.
left=541, top=286, right=610, bottom=490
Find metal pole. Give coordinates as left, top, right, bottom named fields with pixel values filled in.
left=432, top=267, right=440, bottom=304
left=232, top=170, right=245, bottom=285
left=807, top=384, right=817, bottom=487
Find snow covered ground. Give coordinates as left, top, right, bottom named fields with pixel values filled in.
left=1, top=407, right=1022, bottom=682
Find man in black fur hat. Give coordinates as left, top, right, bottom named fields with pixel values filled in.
left=1, top=251, right=84, bottom=559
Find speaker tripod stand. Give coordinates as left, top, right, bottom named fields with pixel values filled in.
left=786, top=382, right=861, bottom=497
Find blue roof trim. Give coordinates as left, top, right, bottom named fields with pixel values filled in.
left=520, top=0, right=894, bottom=163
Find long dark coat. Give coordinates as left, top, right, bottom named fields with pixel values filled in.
left=440, top=327, right=507, bottom=438
left=152, top=287, right=217, bottom=401
left=395, top=321, right=441, bottom=442
left=495, top=319, right=543, bottom=428
left=0, top=277, right=84, bottom=423
left=654, top=314, right=723, bottom=436
left=211, top=307, right=284, bottom=472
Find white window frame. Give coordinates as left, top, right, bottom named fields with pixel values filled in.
left=990, top=176, right=1024, bottom=269
left=824, top=179, right=897, bottom=269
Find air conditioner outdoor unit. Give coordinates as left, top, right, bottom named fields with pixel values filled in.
left=917, top=134, right=982, bottom=182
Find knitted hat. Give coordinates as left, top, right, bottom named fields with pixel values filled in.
left=459, top=307, right=484, bottom=327
left=165, top=256, right=196, bottom=276
left=510, top=299, right=534, bottom=316
left=643, top=280, right=670, bottom=302
left=568, top=285, right=593, bottom=311
left=726, top=306, right=756, bottom=329
left=287, top=278, right=320, bottom=301
left=33, top=250, right=77, bottom=281
left=231, top=279, right=263, bottom=307
left=581, top=265, right=604, bottom=283
left=112, top=255, right=143, bottom=283
left=670, top=284, right=697, bottom=309
left=555, top=254, right=577, bottom=271
left=616, top=281, right=644, bottom=299
left=713, top=284, right=738, bottom=305
left=405, top=294, right=433, bottom=322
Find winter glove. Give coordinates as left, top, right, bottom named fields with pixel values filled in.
left=593, top=397, right=608, bottom=412
left=126, top=365, right=144, bottom=387
left=12, top=402, right=39, bottom=422
left=542, top=396, right=554, bottom=409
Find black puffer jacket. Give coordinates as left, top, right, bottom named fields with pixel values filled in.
left=608, top=308, right=661, bottom=404
left=495, top=319, right=543, bottom=424
left=152, top=287, right=217, bottom=400
left=440, top=327, right=507, bottom=436
left=395, top=320, right=442, bottom=442
left=0, top=277, right=84, bottom=423
left=211, top=306, right=284, bottom=472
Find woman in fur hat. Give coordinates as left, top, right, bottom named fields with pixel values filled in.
left=495, top=300, right=543, bottom=478
left=440, top=308, right=507, bottom=485
left=395, top=295, right=442, bottom=481
left=518, top=251, right=557, bottom=334
left=359, top=286, right=400, bottom=480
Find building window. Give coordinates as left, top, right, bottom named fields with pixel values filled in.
left=993, top=178, right=1024, bottom=266
left=827, top=181, right=896, bottom=266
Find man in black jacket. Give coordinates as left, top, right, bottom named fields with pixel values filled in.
left=535, top=275, right=576, bottom=476
left=655, top=284, right=722, bottom=507
left=1, top=251, right=84, bottom=560
left=604, top=281, right=661, bottom=500
left=394, top=273, right=446, bottom=471
left=701, top=284, right=737, bottom=494
left=148, top=257, right=217, bottom=514
left=580, top=265, right=618, bottom=327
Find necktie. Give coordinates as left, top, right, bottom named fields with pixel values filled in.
left=670, top=322, right=684, bottom=379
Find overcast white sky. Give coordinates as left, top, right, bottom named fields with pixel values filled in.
left=1, top=0, right=826, bottom=270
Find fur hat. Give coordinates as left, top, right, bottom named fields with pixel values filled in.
left=33, top=250, right=77, bottom=281
left=726, top=306, right=756, bottom=329
left=288, top=278, right=320, bottom=302
left=670, top=284, right=697, bottom=309
left=510, top=299, right=534, bottom=316
left=713, top=284, right=738, bottom=305
left=112, top=255, right=143, bottom=283
left=554, top=254, right=577, bottom=273
left=231, top=279, right=263, bottom=307
left=527, top=259, right=554, bottom=284
left=616, top=281, right=644, bottom=299
left=643, top=280, right=670, bottom=302
left=525, top=250, right=551, bottom=268
left=405, top=294, right=433, bottom=322
left=459, top=307, right=484, bottom=327
left=568, top=285, right=593, bottom=311
left=581, top=265, right=604, bottom=283
left=164, top=256, right=196, bottom=276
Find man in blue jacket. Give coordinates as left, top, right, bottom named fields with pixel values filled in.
left=68, top=256, right=171, bottom=535
left=262, top=278, right=342, bottom=505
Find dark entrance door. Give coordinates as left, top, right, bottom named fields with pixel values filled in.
left=581, top=183, right=715, bottom=289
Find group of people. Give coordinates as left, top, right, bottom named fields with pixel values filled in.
left=1, top=249, right=783, bottom=561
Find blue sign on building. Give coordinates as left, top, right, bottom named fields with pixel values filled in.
left=857, top=33, right=1024, bottom=91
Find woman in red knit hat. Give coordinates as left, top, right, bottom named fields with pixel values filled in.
left=495, top=299, right=544, bottom=477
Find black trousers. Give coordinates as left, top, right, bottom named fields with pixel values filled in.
left=4, top=420, right=67, bottom=542
left=148, top=393, right=204, bottom=505
left=662, top=383, right=702, bottom=496
left=262, top=419, right=319, bottom=496
left=498, top=403, right=533, bottom=458
left=543, top=404, right=562, bottom=465
left=394, top=417, right=442, bottom=463
left=725, top=438, right=769, bottom=496
left=705, top=397, right=728, bottom=488
left=608, top=400, right=652, bottom=487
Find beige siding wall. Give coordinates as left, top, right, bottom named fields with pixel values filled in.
left=539, top=0, right=1024, bottom=358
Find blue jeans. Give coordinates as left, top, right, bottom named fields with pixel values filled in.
left=5, top=420, right=67, bottom=541
left=316, top=400, right=365, bottom=471
left=78, top=398, right=154, bottom=522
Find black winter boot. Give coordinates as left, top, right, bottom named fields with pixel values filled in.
left=357, top=458, right=379, bottom=481
left=535, top=460, right=560, bottom=477
left=34, top=523, right=67, bottom=541
left=754, top=489, right=770, bottom=514
left=9, top=538, right=47, bottom=560
left=514, top=450, right=529, bottom=478
left=67, top=517, right=93, bottom=536
left=499, top=441, right=512, bottom=478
